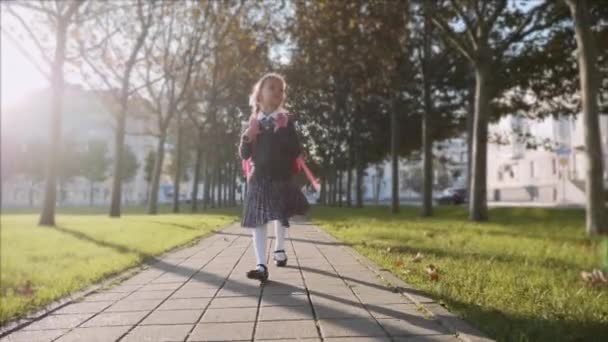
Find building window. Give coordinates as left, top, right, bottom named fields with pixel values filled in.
left=530, top=161, right=535, bottom=178
left=552, top=158, right=557, bottom=175
left=498, top=171, right=503, bottom=182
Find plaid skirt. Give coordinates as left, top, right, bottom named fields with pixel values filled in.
left=241, top=174, right=310, bottom=228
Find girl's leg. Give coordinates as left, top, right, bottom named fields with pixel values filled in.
left=273, top=220, right=288, bottom=265
left=251, top=224, right=268, bottom=270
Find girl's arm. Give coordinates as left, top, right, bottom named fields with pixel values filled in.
left=239, top=134, right=253, bottom=160
left=278, top=117, right=301, bottom=160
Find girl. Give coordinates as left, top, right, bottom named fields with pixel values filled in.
left=239, top=73, right=309, bottom=282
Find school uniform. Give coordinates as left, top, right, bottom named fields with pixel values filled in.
left=239, top=110, right=309, bottom=228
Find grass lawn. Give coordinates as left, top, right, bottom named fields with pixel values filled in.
left=0, top=206, right=240, bottom=325
left=312, top=206, right=608, bottom=342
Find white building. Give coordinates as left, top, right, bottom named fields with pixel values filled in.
left=1, top=85, right=176, bottom=208
left=486, top=114, right=608, bottom=204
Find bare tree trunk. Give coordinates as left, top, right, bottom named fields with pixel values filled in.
left=567, top=0, right=607, bottom=235
left=172, top=112, right=183, bottom=213
left=191, top=134, right=203, bottom=212
left=338, top=170, right=343, bottom=207
left=346, top=144, right=353, bottom=207
left=109, top=1, right=150, bottom=218
left=355, top=151, right=364, bottom=208
left=39, top=20, right=68, bottom=226
left=203, top=153, right=210, bottom=210
left=391, top=96, right=400, bottom=214
left=147, top=132, right=167, bottom=215
left=90, top=181, right=94, bottom=207
left=466, top=76, right=475, bottom=198
left=469, top=61, right=490, bottom=221
left=421, top=3, right=434, bottom=217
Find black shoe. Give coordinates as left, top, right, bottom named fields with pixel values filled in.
left=273, top=250, right=288, bottom=267
left=281, top=218, right=290, bottom=228
left=246, top=264, right=268, bottom=282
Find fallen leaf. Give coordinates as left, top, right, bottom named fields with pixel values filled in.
left=15, top=281, right=35, bottom=297
left=386, top=247, right=392, bottom=253
left=580, top=269, right=608, bottom=287
left=412, top=252, right=424, bottom=263
left=401, top=269, right=411, bottom=275
left=394, top=258, right=404, bottom=268
left=426, top=264, right=439, bottom=282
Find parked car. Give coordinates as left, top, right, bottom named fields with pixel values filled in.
left=436, top=188, right=467, bottom=205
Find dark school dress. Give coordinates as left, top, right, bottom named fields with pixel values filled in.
left=239, top=115, right=309, bottom=228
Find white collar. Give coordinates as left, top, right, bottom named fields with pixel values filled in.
left=257, top=107, right=285, bottom=120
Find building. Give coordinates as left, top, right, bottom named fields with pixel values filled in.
left=486, top=114, right=608, bottom=205
left=1, top=85, right=175, bottom=208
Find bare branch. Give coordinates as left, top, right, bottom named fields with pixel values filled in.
left=0, top=26, right=51, bottom=81
left=5, top=5, right=54, bottom=67
left=449, top=0, right=478, bottom=50
left=431, top=14, right=475, bottom=62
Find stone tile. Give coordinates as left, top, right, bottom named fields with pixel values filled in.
left=260, top=294, right=308, bottom=307
left=393, top=336, right=459, bottom=341
left=139, top=283, right=183, bottom=291
left=365, top=303, right=423, bottom=320
left=122, top=324, right=192, bottom=342
left=1, top=329, right=67, bottom=342
left=157, top=298, right=211, bottom=311
left=22, top=314, right=92, bottom=331
left=81, top=311, right=148, bottom=327
left=104, top=284, right=141, bottom=293
left=325, top=338, right=390, bottom=342
left=106, top=299, right=162, bottom=312
left=170, top=288, right=218, bottom=299
left=125, top=290, right=174, bottom=300
left=208, top=296, right=259, bottom=308
left=200, top=307, right=257, bottom=323
left=141, top=309, right=201, bottom=325
left=55, top=326, right=130, bottom=342
left=84, top=292, right=128, bottom=302
left=255, top=320, right=319, bottom=340
left=319, top=318, right=387, bottom=338
left=54, top=301, right=114, bottom=315
left=258, top=305, right=314, bottom=321
left=377, top=318, right=450, bottom=337
left=188, top=322, right=254, bottom=341
left=215, top=286, right=261, bottom=297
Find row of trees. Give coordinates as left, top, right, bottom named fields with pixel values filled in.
left=5, top=140, right=138, bottom=207
left=284, top=0, right=606, bottom=235
left=3, top=0, right=281, bottom=224
left=2, top=0, right=605, bottom=235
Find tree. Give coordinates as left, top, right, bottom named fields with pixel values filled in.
left=5, top=0, right=86, bottom=225
left=74, top=0, right=155, bottom=217
left=121, top=144, right=139, bottom=184
left=565, top=0, right=607, bottom=235
left=80, top=140, right=110, bottom=206
left=141, top=2, right=211, bottom=215
left=57, top=140, right=81, bottom=204
left=431, top=1, right=568, bottom=221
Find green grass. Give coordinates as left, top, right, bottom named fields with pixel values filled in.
left=311, top=206, right=608, bottom=342
left=0, top=206, right=239, bottom=325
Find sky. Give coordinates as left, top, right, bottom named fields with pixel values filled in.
left=1, top=34, right=48, bottom=110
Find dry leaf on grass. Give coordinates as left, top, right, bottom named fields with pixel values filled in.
left=15, top=281, right=35, bottom=297
left=426, top=264, right=439, bottom=282
left=394, top=258, right=405, bottom=268
left=412, top=252, right=424, bottom=263
left=580, top=269, right=608, bottom=287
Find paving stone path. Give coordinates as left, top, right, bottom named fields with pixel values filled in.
left=1, top=220, right=492, bottom=342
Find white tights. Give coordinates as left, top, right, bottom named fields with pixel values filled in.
left=251, top=220, right=287, bottom=269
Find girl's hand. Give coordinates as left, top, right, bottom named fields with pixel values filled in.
left=245, top=116, right=260, bottom=139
